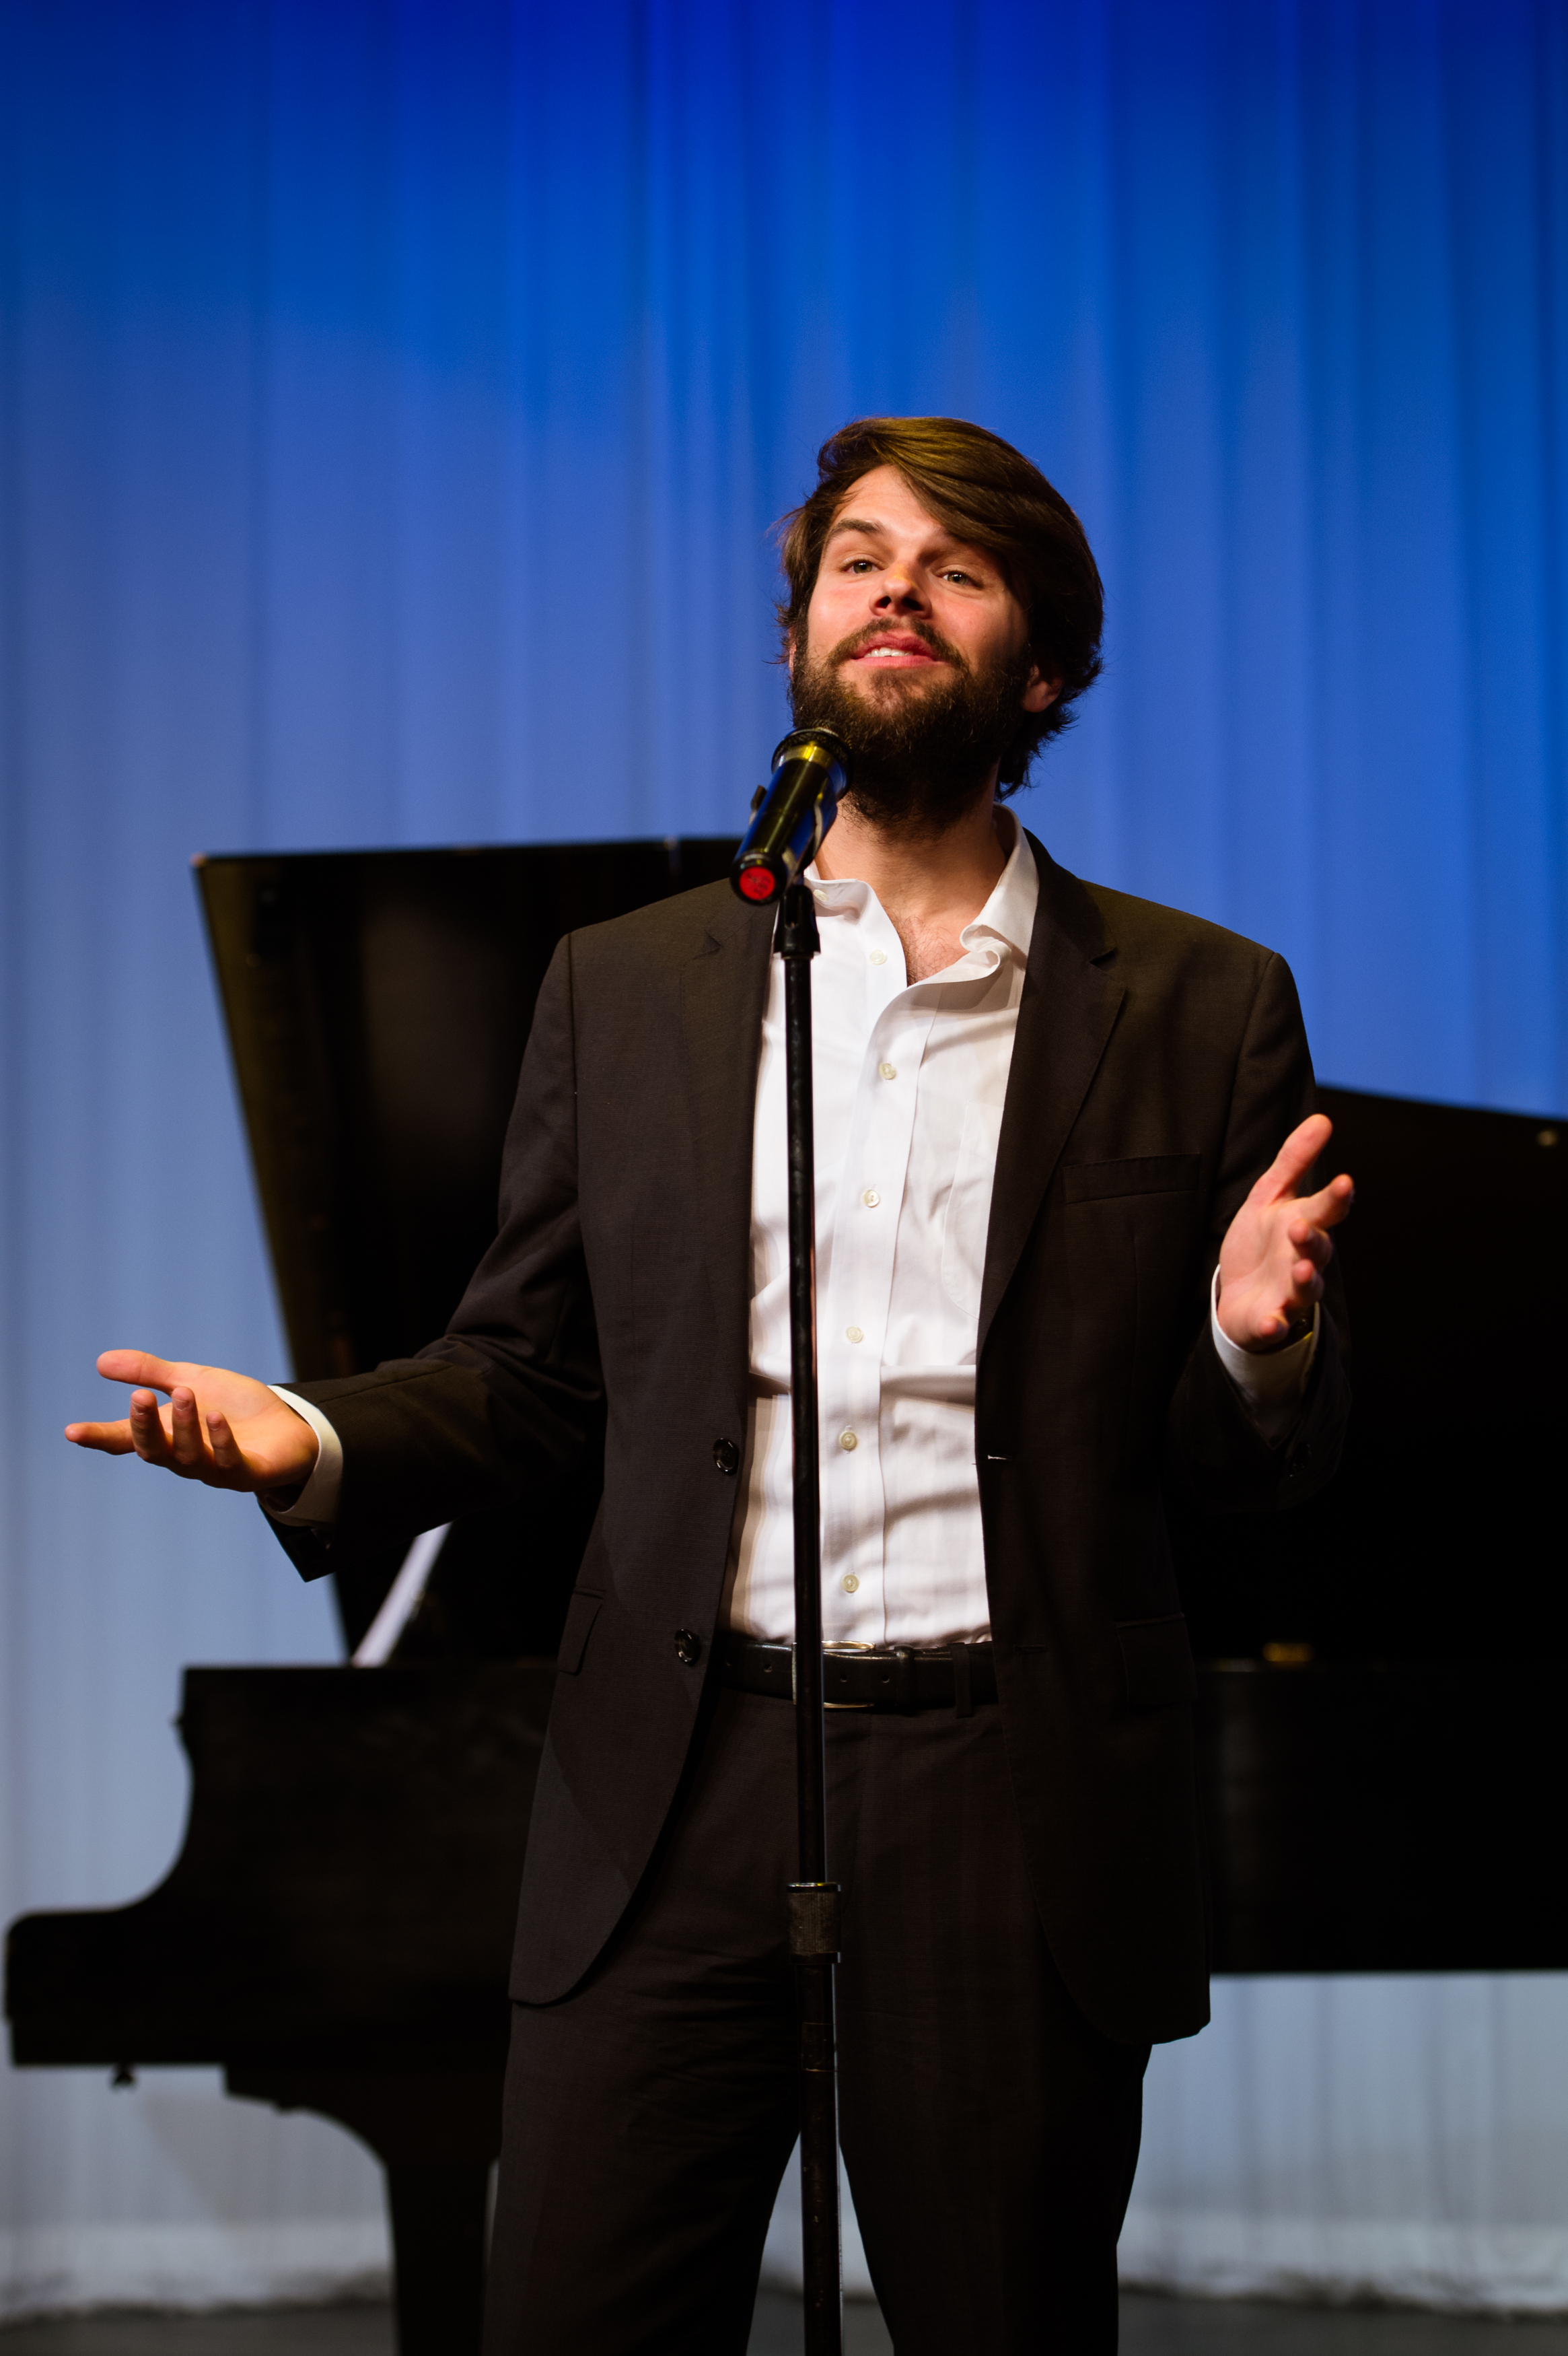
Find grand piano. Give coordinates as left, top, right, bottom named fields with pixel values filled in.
left=7, top=837, right=1566, bottom=2353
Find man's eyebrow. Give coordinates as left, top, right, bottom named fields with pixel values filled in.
left=822, top=513, right=989, bottom=561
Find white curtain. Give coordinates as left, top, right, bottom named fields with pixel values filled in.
left=760, top=1981, right=1568, bottom=2316
left=1125, top=1977, right=1568, bottom=2312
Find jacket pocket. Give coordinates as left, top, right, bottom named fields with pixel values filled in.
left=1063, top=1154, right=1201, bottom=1204
left=1116, top=1612, right=1199, bottom=1708
left=556, top=1589, right=604, bottom=1676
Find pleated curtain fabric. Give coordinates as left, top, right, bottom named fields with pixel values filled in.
left=1, top=0, right=1565, bottom=2317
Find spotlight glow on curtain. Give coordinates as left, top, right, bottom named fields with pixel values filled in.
left=1, top=0, right=1564, bottom=2318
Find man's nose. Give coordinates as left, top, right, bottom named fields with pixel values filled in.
left=874, top=567, right=927, bottom=611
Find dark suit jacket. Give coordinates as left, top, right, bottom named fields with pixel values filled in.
left=274, top=837, right=1347, bottom=2045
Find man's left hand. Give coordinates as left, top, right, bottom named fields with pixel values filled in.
left=1216, top=1113, right=1353, bottom=1354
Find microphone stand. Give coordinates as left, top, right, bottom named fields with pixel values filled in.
left=776, top=875, right=843, bottom=2356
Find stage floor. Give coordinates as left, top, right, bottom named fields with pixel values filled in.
left=9, top=2299, right=1563, bottom=2356
left=5, top=2295, right=1568, bottom=2350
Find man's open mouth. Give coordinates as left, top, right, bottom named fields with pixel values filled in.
left=848, top=633, right=943, bottom=667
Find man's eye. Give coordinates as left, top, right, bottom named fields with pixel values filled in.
left=943, top=568, right=976, bottom=585
left=845, top=559, right=875, bottom=574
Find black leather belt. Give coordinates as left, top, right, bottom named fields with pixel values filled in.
left=719, top=1632, right=997, bottom=1717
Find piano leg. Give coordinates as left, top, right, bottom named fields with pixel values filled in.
left=225, top=2065, right=503, bottom=2356
left=386, top=2163, right=491, bottom=2356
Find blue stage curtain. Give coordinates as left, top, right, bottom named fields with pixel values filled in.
left=1, top=0, right=1564, bottom=2316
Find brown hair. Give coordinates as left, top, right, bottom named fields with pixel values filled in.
left=776, top=416, right=1104, bottom=792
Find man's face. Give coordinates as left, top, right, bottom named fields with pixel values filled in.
left=789, top=464, right=1057, bottom=827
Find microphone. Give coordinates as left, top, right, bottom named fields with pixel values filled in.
left=730, top=727, right=854, bottom=906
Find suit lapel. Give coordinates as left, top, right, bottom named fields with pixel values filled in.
left=977, top=837, right=1125, bottom=1357
left=680, top=895, right=773, bottom=1422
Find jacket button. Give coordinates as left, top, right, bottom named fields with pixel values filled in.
left=713, top=1438, right=740, bottom=1476
left=674, top=1629, right=703, bottom=1666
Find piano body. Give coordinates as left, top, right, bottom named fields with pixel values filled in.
left=9, top=1662, right=552, bottom=2350
left=7, top=836, right=1567, bottom=2352
left=1180, top=1079, right=1568, bottom=1973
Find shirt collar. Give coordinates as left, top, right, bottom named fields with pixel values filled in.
left=960, top=804, right=1037, bottom=961
left=808, top=804, right=1037, bottom=959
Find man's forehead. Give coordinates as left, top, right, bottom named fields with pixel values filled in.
left=825, top=510, right=956, bottom=545
left=823, top=471, right=977, bottom=554
left=826, top=512, right=956, bottom=550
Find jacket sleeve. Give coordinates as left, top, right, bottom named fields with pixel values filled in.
left=1164, top=950, right=1350, bottom=1515
left=264, top=937, right=605, bottom=1577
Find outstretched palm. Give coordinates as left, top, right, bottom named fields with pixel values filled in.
left=1216, top=1114, right=1353, bottom=1352
left=65, top=1352, right=319, bottom=1495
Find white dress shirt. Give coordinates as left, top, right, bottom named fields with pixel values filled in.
left=719, top=810, right=1314, bottom=1649
left=271, top=812, right=1317, bottom=1638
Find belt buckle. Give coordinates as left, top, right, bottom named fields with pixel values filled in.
left=821, top=1640, right=876, bottom=1712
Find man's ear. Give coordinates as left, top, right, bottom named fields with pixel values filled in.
left=785, top=630, right=797, bottom=679
left=1022, top=667, right=1061, bottom=716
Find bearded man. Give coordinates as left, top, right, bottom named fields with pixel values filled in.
left=69, top=416, right=1351, bottom=2354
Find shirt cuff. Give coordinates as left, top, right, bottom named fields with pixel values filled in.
left=1209, top=1268, right=1319, bottom=1445
left=262, top=1387, right=345, bottom=1526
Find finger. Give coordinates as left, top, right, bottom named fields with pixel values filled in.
left=207, top=1409, right=244, bottom=1476
left=1254, top=1282, right=1320, bottom=1344
left=1248, top=1245, right=1329, bottom=1338
left=1291, top=1171, right=1355, bottom=1233
left=1287, top=1258, right=1326, bottom=1303
left=97, top=1349, right=186, bottom=1393
left=168, top=1385, right=209, bottom=1471
left=1248, top=1114, right=1332, bottom=1207
left=64, top=1420, right=137, bottom=1454
left=128, top=1387, right=175, bottom=1465
left=1285, top=1218, right=1332, bottom=1267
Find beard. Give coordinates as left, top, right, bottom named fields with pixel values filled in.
left=789, top=619, right=1034, bottom=832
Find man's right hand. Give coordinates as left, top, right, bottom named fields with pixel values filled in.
left=65, top=1352, right=320, bottom=1497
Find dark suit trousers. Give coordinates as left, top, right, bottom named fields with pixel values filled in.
left=483, top=1686, right=1150, bottom=2355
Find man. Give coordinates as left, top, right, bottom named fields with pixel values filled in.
left=69, top=417, right=1351, bottom=2353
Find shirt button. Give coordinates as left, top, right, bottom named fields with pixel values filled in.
left=841, top=1573, right=859, bottom=1594
left=878, top=1062, right=896, bottom=1080
left=838, top=1430, right=858, bottom=1452
left=845, top=1326, right=863, bottom=1344
left=868, top=948, right=887, bottom=966
left=861, top=1188, right=881, bottom=1208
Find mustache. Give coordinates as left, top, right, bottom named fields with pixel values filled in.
left=790, top=620, right=1034, bottom=834
left=823, top=619, right=970, bottom=671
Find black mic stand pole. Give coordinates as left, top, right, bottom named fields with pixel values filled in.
left=777, top=874, right=843, bottom=2356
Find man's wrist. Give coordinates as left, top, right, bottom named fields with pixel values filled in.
left=263, top=1389, right=344, bottom=1526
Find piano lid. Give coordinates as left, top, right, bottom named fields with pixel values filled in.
left=195, top=836, right=738, bottom=1658
left=196, top=837, right=738, bottom=1383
